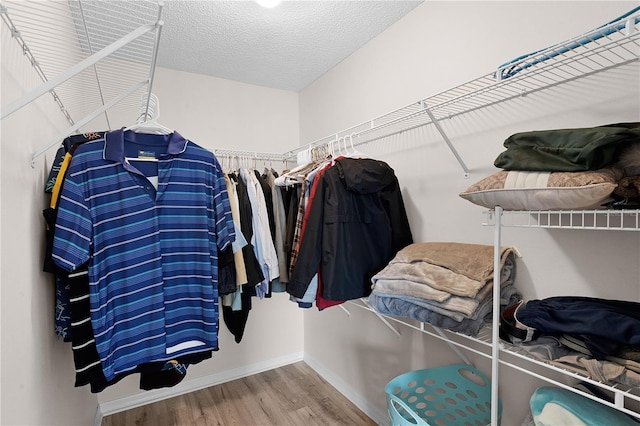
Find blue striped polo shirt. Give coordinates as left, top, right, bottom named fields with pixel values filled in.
left=52, top=129, right=234, bottom=381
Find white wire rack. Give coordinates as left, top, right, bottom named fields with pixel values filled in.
left=299, top=8, right=640, bottom=177
left=349, top=298, right=640, bottom=420
left=0, top=0, right=163, bottom=163
left=482, top=209, right=640, bottom=231
left=213, top=149, right=297, bottom=170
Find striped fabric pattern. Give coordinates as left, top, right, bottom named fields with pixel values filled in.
left=53, top=131, right=234, bottom=381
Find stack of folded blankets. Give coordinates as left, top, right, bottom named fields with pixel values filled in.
left=368, top=242, right=521, bottom=336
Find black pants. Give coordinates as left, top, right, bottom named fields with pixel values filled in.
left=517, top=296, right=640, bottom=359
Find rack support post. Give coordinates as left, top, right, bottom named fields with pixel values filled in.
left=491, top=206, right=503, bottom=425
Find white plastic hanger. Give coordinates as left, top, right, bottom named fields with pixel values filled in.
left=124, top=93, right=173, bottom=135
left=345, top=133, right=368, bottom=158
left=274, top=146, right=325, bottom=187
left=123, top=93, right=173, bottom=164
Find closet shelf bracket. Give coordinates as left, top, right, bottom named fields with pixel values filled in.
left=295, top=100, right=472, bottom=179
left=30, top=80, right=149, bottom=167
left=350, top=299, right=484, bottom=367
left=338, top=304, right=351, bottom=318
left=420, top=100, right=470, bottom=179
left=429, top=325, right=473, bottom=366
left=357, top=298, right=401, bottom=337
left=1, top=22, right=156, bottom=120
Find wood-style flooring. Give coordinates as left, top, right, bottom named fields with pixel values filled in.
left=101, top=361, right=378, bottom=426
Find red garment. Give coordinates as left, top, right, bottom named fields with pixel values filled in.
left=298, top=159, right=345, bottom=310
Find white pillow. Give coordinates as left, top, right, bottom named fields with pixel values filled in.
left=459, top=168, right=621, bottom=210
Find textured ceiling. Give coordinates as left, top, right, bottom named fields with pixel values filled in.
left=157, top=1, right=423, bottom=91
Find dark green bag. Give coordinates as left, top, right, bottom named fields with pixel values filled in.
left=494, top=123, right=640, bottom=172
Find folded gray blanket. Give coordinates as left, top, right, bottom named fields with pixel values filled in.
left=372, top=242, right=517, bottom=299
left=369, top=242, right=520, bottom=335
left=369, top=285, right=522, bottom=336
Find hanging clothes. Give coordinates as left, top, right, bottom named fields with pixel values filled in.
left=288, top=157, right=413, bottom=302
left=224, top=174, right=249, bottom=287
left=52, top=129, right=235, bottom=381
left=239, top=168, right=280, bottom=298
left=254, top=169, right=276, bottom=243
left=265, top=168, right=290, bottom=292
left=44, top=131, right=105, bottom=341
left=289, top=158, right=334, bottom=307
left=44, top=134, right=211, bottom=392
left=283, top=184, right=300, bottom=271
left=231, top=172, right=266, bottom=287
left=221, top=172, right=256, bottom=344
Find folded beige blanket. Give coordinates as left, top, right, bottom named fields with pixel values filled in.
left=372, top=242, right=516, bottom=299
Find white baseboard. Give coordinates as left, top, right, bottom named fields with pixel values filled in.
left=303, top=353, right=389, bottom=426
left=96, top=351, right=304, bottom=425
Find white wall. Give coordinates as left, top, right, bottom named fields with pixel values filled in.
left=1, top=20, right=99, bottom=426
left=1, top=37, right=304, bottom=426
left=299, top=2, right=640, bottom=425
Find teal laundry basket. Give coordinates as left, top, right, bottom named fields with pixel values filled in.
left=385, top=364, right=501, bottom=426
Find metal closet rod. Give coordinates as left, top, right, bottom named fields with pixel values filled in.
left=213, top=149, right=296, bottom=162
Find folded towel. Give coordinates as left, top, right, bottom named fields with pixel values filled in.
left=373, top=242, right=516, bottom=299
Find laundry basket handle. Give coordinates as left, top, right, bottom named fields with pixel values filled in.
left=387, top=393, right=424, bottom=425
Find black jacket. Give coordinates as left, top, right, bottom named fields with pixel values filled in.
left=288, top=157, right=413, bottom=301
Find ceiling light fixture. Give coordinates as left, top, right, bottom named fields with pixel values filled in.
left=256, top=0, right=281, bottom=8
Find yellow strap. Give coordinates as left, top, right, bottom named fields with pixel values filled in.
left=50, top=152, right=72, bottom=209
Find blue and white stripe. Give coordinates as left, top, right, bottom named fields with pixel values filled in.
left=53, top=131, right=234, bottom=381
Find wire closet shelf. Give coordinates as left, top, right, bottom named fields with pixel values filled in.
left=294, top=8, right=640, bottom=176
left=348, top=299, right=640, bottom=420
left=0, top=0, right=164, bottom=164
left=482, top=209, right=640, bottom=231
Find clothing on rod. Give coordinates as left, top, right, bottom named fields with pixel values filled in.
left=51, top=129, right=235, bottom=382
left=288, top=156, right=413, bottom=303
left=43, top=129, right=414, bottom=391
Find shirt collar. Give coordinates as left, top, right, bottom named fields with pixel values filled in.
left=104, top=128, right=188, bottom=163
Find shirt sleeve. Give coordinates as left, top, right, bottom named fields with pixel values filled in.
left=212, top=155, right=235, bottom=252
left=52, top=164, right=92, bottom=272
left=287, top=172, right=326, bottom=299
